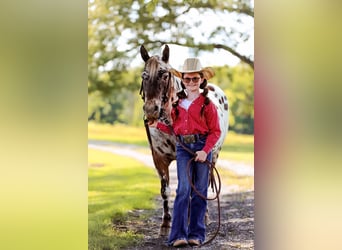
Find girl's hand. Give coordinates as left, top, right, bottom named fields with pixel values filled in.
left=195, top=150, right=207, bottom=162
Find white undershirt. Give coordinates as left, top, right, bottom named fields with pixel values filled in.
left=180, top=99, right=193, bottom=110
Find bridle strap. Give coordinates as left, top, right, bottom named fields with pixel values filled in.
left=144, top=118, right=153, bottom=151
left=157, top=70, right=171, bottom=109
left=139, top=80, right=145, bottom=100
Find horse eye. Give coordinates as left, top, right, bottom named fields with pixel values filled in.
left=158, top=69, right=167, bottom=77
left=141, top=71, right=149, bottom=80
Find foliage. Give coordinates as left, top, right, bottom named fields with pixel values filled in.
left=88, top=89, right=144, bottom=125
left=88, top=0, right=254, bottom=133
left=88, top=149, right=159, bottom=249
left=88, top=66, right=145, bottom=125
left=88, top=0, right=254, bottom=95
left=212, top=64, right=254, bottom=133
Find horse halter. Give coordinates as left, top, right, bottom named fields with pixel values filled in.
left=140, top=67, right=172, bottom=120
left=139, top=71, right=148, bottom=101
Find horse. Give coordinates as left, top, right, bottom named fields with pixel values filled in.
left=139, top=44, right=229, bottom=236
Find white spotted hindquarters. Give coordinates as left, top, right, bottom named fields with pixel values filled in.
left=206, top=83, right=229, bottom=161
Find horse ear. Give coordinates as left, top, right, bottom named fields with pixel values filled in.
left=162, top=44, right=169, bottom=63
left=140, top=45, right=150, bottom=62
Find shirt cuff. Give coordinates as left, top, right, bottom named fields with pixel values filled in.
left=202, top=146, right=212, bottom=154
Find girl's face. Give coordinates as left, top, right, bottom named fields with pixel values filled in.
left=182, top=72, right=203, bottom=93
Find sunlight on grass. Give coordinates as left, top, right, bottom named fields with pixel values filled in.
left=219, top=169, right=254, bottom=192
left=88, top=149, right=159, bottom=250
left=88, top=122, right=254, bottom=165
left=220, top=131, right=254, bottom=165
left=88, top=122, right=148, bottom=146
left=219, top=151, right=254, bottom=166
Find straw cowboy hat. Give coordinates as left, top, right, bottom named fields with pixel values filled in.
left=170, top=58, right=215, bottom=80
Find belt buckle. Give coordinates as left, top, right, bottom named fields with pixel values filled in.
left=183, top=134, right=196, bottom=144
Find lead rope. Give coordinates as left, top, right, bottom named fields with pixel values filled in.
left=144, top=118, right=153, bottom=151
left=167, top=124, right=222, bottom=247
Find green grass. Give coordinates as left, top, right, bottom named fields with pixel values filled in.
left=88, top=149, right=159, bottom=250
left=220, top=132, right=254, bottom=165
left=219, top=169, right=254, bottom=192
left=88, top=122, right=254, bottom=165
left=88, top=122, right=149, bottom=146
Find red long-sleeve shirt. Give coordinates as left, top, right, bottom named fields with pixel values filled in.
left=157, top=95, right=221, bottom=154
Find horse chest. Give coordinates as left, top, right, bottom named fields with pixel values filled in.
left=149, top=128, right=176, bottom=159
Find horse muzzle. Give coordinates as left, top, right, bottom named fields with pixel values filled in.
left=143, top=103, right=160, bottom=122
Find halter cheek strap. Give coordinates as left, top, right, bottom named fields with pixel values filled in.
left=161, top=72, right=171, bottom=105
left=140, top=71, right=150, bottom=100
left=139, top=80, right=145, bottom=100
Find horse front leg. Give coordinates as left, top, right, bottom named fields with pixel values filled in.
left=160, top=175, right=171, bottom=236
left=152, top=151, right=172, bottom=236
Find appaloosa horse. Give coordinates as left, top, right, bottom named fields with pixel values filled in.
left=139, top=44, right=229, bottom=236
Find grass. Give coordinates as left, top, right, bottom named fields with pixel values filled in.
left=218, top=168, right=254, bottom=192
left=88, top=149, right=159, bottom=250
left=88, top=122, right=254, bottom=165
left=220, top=132, right=254, bottom=165
left=88, top=122, right=149, bottom=146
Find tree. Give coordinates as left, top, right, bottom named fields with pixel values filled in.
left=88, top=0, right=254, bottom=95
left=88, top=0, right=254, bottom=133
left=212, top=64, right=254, bottom=133
left=88, top=66, right=143, bottom=124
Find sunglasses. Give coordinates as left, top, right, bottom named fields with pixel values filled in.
left=182, top=77, right=201, bottom=83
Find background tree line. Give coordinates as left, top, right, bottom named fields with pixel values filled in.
left=88, top=0, right=254, bottom=134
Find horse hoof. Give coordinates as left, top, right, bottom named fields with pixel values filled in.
left=159, top=226, right=170, bottom=236
left=205, top=214, right=211, bottom=225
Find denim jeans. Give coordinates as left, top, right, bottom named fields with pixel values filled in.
left=168, top=138, right=212, bottom=245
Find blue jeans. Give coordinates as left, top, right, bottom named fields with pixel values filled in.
left=168, top=138, right=212, bottom=245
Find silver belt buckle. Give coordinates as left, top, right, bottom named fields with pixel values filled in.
left=183, top=134, right=196, bottom=144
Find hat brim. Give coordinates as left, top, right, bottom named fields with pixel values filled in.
left=170, top=67, right=215, bottom=80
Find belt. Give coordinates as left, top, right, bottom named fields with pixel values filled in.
left=177, top=134, right=207, bottom=144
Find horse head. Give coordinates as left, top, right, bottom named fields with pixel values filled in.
left=140, top=45, right=179, bottom=124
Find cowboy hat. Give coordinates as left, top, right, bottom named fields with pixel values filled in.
left=170, top=58, right=215, bottom=80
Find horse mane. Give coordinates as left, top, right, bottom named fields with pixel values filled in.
left=144, top=56, right=161, bottom=99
